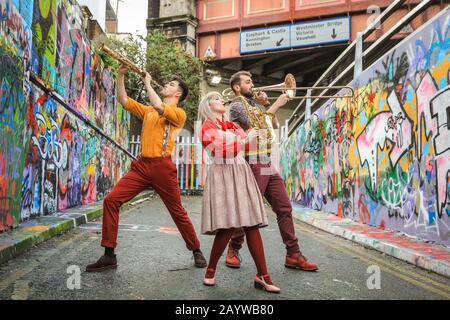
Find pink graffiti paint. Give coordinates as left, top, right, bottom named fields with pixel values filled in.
left=358, top=195, right=371, bottom=224
left=416, top=73, right=438, bottom=156
left=346, top=224, right=450, bottom=260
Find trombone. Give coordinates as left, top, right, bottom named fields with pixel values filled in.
left=99, top=44, right=164, bottom=90
left=222, top=73, right=354, bottom=104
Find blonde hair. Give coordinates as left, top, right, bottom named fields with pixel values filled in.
left=197, top=91, right=229, bottom=123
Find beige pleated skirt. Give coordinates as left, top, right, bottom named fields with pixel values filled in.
left=201, top=155, right=268, bottom=235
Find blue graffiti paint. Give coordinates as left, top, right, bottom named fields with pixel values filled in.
left=423, top=143, right=429, bottom=156
left=406, top=87, right=414, bottom=102
left=428, top=202, right=436, bottom=225
left=0, top=0, right=11, bottom=23
left=360, top=110, right=366, bottom=125
left=82, top=136, right=98, bottom=165
left=0, top=0, right=132, bottom=228
left=388, top=62, right=394, bottom=82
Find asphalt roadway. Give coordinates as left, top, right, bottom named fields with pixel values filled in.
left=0, top=195, right=449, bottom=301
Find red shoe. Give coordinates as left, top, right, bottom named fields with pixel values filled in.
left=203, top=268, right=216, bottom=286
left=225, top=246, right=241, bottom=269
left=254, top=274, right=281, bottom=294
left=285, top=252, right=318, bottom=271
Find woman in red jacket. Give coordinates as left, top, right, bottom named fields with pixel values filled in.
left=198, top=91, right=280, bottom=293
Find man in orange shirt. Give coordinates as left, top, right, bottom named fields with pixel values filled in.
left=86, top=65, right=207, bottom=272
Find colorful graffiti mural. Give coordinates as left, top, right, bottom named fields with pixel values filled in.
left=55, top=0, right=91, bottom=117
left=0, top=0, right=31, bottom=230
left=0, top=0, right=131, bottom=230
left=21, top=85, right=130, bottom=219
left=31, top=0, right=57, bottom=87
left=281, top=10, right=450, bottom=245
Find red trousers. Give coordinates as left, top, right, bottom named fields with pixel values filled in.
left=101, top=157, right=200, bottom=251
left=230, top=162, right=300, bottom=255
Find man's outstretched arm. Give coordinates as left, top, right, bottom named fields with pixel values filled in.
left=143, top=72, right=164, bottom=115
left=117, top=65, right=129, bottom=107
left=117, top=65, right=153, bottom=119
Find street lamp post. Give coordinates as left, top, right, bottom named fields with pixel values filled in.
left=115, top=0, right=124, bottom=32
left=115, top=0, right=124, bottom=15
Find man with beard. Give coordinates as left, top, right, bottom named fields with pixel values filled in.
left=225, top=71, right=318, bottom=272
left=86, top=65, right=207, bottom=272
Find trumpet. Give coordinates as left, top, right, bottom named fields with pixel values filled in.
left=99, top=44, right=163, bottom=90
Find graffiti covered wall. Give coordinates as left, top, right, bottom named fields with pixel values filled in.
left=0, top=0, right=32, bottom=230
left=280, top=10, right=450, bottom=245
left=0, top=0, right=131, bottom=231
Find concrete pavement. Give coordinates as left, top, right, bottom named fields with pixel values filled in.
left=0, top=195, right=449, bottom=300
left=292, top=206, right=450, bottom=278
left=1, top=191, right=448, bottom=281
left=0, top=191, right=154, bottom=266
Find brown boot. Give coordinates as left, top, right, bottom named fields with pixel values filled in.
left=285, top=252, right=318, bottom=271
left=86, top=255, right=117, bottom=272
left=193, top=249, right=207, bottom=268
left=225, top=245, right=241, bottom=268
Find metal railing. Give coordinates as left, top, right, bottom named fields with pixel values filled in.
left=129, top=133, right=288, bottom=194
left=129, top=135, right=141, bottom=159
left=174, top=136, right=207, bottom=195
left=286, top=0, right=444, bottom=136
left=129, top=135, right=207, bottom=194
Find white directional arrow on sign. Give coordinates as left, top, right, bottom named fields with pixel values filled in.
left=291, top=17, right=350, bottom=48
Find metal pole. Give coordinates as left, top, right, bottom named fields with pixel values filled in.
left=288, top=0, right=437, bottom=136
left=115, top=0, right=123, bottom=33
left=287, top=0, right=407, bottom=126
left=29, top=73, right=137, bottom=160
left=354, top=31, right=364, bottom=82
left=305, top=89, right=312, bottom=120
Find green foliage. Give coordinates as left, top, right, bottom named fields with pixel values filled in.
left=145, top=30, right=203, bottom=129
left=92, top=34, right=148, bottom=103
left=93, top=31, right=203, bottom=130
